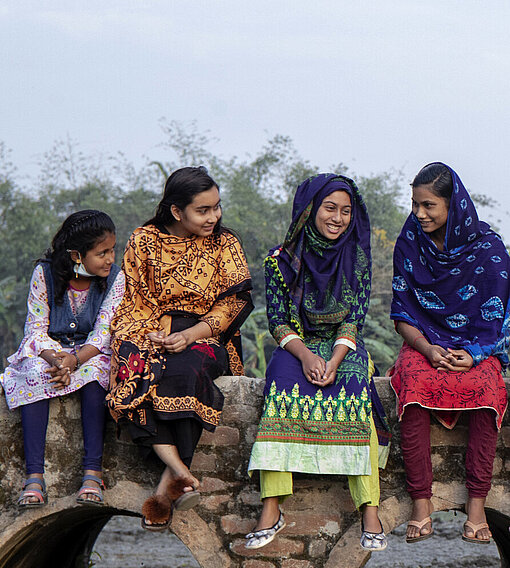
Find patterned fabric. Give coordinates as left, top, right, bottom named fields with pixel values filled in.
left=248, top=176, right=390, bottom=476
left=391, top=343, right=507, bottom=429
left=1, top=265, right=125, bottom=409
left=117, top=316, right=228, bottom=441
left=106, top=225, right=253, bottom=434
left=275, top=174, right=372, bottom=338
left=391, top=163, right=510, bottom=367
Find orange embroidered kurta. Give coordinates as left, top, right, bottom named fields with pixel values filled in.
left=106, top=225, right=253, bottom=433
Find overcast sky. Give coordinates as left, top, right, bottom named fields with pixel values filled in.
left=2, top=1, right=510, bottom=238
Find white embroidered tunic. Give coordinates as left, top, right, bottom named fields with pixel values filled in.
left=1, top=265, right=125, bottom=409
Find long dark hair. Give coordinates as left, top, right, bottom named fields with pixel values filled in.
left=40, top=210, right=116, bottom=304
left=412, top=163, right=453, bottom=203
left=144, top=166, right=222, bottom=233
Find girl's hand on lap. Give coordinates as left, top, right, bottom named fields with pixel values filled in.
left=442, top=348, right=474, bottom=372
left=301, top=352, right=326, bottom=384
left=147, top=331, right=166, bottom=347
left=424, top=345, right=450, bottom=370
left=48, top=366, right=71, bottom=389
left=318, top=359, right=339, bottom=386
left=164, top=332, right=188, bottom=353
left=56, top=352, right=78, bottom=371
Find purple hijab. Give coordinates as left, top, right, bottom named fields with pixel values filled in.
left=391, top=163, right=510, bottom=366
left=273, top=173, right=371, bottom=335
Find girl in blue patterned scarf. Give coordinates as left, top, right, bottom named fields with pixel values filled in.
left=390, top=163, right=510, bottom=544
left=246, top=173, right=390, bottom=551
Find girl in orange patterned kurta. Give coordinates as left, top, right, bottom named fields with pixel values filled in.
left=107, top=167, right=253, bottom=530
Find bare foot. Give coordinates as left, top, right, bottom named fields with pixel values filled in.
left=406, top=498, right=433, bottom=540
left=464, top=497, right=491, bottom=542
left=155, top=465, right=199, bottom=500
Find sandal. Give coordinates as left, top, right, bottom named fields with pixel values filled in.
left=167, top=478, right=201, bottom=511
left=360, top=519, right=388, bottom=551
left=462, top=520, right=491, bottom=544
left=17, top=477, right=48, bottom=508
left=141, top=494, right=173, bottom=532
left=174, top=488, right=200, bottom=511
left=245, top=511, right=286, bottom=549
left=76, top=474, right=106, bottom=506
left=406, top=516, right=434, bottom=543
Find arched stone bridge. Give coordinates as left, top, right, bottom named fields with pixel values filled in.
left=1, top=377, right=510, bottom=568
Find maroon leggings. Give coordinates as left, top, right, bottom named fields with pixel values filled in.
left=400, top=404, right=498, bottom=500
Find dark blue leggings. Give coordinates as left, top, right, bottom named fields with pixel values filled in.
left=21, top=381, right=107, bottom=474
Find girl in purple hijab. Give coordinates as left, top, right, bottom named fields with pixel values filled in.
left=246, top=173, right=390, bottom=551
left=390, top=163, right=510, bottom=545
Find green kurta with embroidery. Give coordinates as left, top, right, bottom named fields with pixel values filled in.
left=248, top=253, right=390, bottom=476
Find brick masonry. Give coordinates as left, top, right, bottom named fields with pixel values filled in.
left=1, top=376, right=510, bottom=568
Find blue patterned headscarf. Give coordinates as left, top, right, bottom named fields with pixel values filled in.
left=391, top=163, right=510, bottom=366
left=274, top=173, right=371, bottom=335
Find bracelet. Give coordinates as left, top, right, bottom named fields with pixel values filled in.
left=412, top=335, right=427, bottom=348
left=73, top=349, right=82, bottom=369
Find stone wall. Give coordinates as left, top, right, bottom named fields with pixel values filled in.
left=1, top=377, right=510, bottom=568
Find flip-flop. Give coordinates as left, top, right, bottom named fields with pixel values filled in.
left=462, top=520, right=491, bottom=544
left=406, top=516, right=434, bottom=543
left=17, top=477, right=48, bottom=508
left=76, top=474, right=106, bottom=506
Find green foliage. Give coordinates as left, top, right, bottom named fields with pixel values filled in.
left=0, top=124, right=499, bottom=375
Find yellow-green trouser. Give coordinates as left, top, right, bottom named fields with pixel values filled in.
left=259, top=415, right=380, bottom=510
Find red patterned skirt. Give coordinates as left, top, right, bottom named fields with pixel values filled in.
left=390, top=343, right=507, bottom=429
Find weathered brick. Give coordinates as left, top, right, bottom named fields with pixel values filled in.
left=284, top=512, right=342, bottom=536
left=308, top=539, right=327, bottom=557
left=199, top=425, right=240, bottom=446
left=430, top=424, right=467, bottom=446
left=493, top=455, right=503, bottom=476
left=200, top=476, right=229, bottom=493
left=221, top=514, right=257, bottom=535
left=287, top=487, right=354, bottom=514
left=221, top=403, right=261, bottom=425
left=281, top=560, right=315, bottom=568
left=431, top=453, right=444, bottom=468
left=200, top=494, right=230, bottom=511
left=244, top=424, right=259, bottom=445
left=242, top=560, right=276, bottom=568
left=231, top=537, right=304, bottom=558
left=501, top=426, right=510, bottom=448
left=239, top=489, right=262, bottom=506
left=191, top=451, right=216, bottom=472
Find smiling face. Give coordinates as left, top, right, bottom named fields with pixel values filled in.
left=314, top=190, right=352, bottom=240
left=412, top=184, right=449, bottom=247
left=169, top=186, right=222, bottom=238
left=73, top=231, right=116, bottom=277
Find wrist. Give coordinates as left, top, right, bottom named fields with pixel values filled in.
left=73, top=349, right=82, bottom=370
left=412, top=335, right=428, bottom=349
left=181, top=329, right=194, bottom=346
